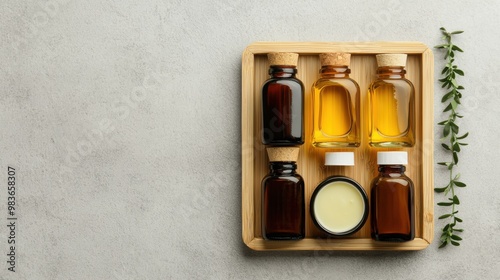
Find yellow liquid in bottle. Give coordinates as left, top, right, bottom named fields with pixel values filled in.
left=369, top=78, right=415, bottom=147
left=319, top=85, right=352, bottom=136
left=312, top=79, right=360, bottom=147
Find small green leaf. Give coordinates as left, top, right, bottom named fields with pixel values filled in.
left=453, top=152, right=459, bottom=164
left=437, top=202, right=453, bottom=206
left=435, top=43, right=449, bottom=49
left=451, top=235, right=462, bottom=241
left=439, top=242, right=448, bottom=248
left=451, top=30, right=464, bottom=34
left=452, top=45, right=464, bottom=53
left=453, top=195, right=460, bottom=205
left=443, top=103, right=453, bottom=112
left=454, top=181, right=466, bottom=187
left=457, top=132, right=469, bottom=139
left=444, top=123, right=451, bottom=136
left=454, top=69, right=464, bottom=76
left=442, top=143, right=451, bottom=151
left=439, top=214, right=452, bottom=219
left=435, top=187, right=447, bottom=193
left=451, top=99, right=458, bottom=110
left=442, top=90, right=455, bottom=102
left=451, top=240, right=460, bottom=246
left=455, top=217, right=463, bottom=223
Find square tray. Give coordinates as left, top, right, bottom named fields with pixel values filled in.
left=242, top=42, right=434, bottom=250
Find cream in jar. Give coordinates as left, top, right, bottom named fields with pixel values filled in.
left=310, top=152, right=368, bottom=236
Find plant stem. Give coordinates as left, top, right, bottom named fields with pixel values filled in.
left=434, top=27, right=467, bottom=248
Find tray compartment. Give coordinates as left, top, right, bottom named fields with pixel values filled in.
left=242, top=42, right=434, bottom=250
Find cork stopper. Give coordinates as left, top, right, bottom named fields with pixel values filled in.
left=376, top=54, right=407, bottom=67
left=320, top=53, right=351, bottom=66
left=266, top=147, right=300, bottom=162
left=267, top=52, right=299, bottom=66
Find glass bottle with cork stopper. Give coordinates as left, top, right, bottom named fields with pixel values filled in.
left=261, top=147, right=305, bottom=240
left=312, top=53, right=360, bottom=147
left=371, top=151, right=415, bottom=241
left=368, top=54, right=415, bottom=147
left=261, top=52, right=305, bottom=146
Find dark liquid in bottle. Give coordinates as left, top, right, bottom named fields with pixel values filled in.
left=262, top=163, right=305, bottom=240
left=262, top=67, right=304, bottom=145
left=371, top=166, right=414, bottom=241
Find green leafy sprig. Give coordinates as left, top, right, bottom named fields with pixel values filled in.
left=434, top=27, right=468, bottom=248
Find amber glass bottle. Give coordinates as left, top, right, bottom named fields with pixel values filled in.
left=371, top=152, right=415, bottom=241
left=262, top=147, right=305, bottom=240
left=368, top=54, right=415, bottom=147
left=261, top=52, right=304, bottom=146
left=312, top=53, right=360, bottom=147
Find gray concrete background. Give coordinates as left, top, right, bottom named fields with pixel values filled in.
left=1, top=0, right=499, bottom=279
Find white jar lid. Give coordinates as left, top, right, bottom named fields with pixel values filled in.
left=377, top=151, right=408, bottom=165
left=325, top=152, right=354, bottom=166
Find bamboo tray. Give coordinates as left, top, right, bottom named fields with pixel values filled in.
left=241, top=42, right=434, bottom=251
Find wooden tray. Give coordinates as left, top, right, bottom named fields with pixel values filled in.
left=241, top=42, right=434, bottom=251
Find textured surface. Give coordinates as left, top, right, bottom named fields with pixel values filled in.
left=0, top=0, right=499, bottom=279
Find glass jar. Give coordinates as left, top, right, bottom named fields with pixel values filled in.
left=261, top=52, right=304, bottom=146
left=310, top=152, right=368, bottom=236
left=371, top=151, right=415, bottom=241
left=262, top=147, right=305, bottom=240
left=368, top=54, right=415, bottom=147
left=312, top=53, right=360, bottom=147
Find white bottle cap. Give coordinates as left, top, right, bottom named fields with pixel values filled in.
left=325, top=152, right=355, bottom=166
left=377, top=151, right=408, bottom=165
